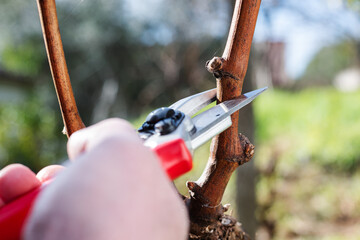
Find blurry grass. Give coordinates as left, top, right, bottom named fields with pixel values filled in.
left=255, top=87, right=360, bottom=172
left=257, top=162, right=360, bottom=239
left=254, top=87, right=360, bottom=239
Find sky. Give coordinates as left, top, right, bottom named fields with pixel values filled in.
left=123, top=0, right=360, bottom=79
left=253, top=0, right=360, bottom=79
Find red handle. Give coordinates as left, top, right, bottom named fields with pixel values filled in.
left=153, top=138, right=193, bottom=180
left=0, top=183, right=44, bottom=240
left=0, top=138, right=193, bottom=239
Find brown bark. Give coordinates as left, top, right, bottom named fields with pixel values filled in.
left=37, top=0, right=85, bottom=137
left=187, top=0, right=261, bottom=238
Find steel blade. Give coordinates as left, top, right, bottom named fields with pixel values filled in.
left=169, top=88, right=217, bottom=116
left=223, top=87, right=268, bottom=116
left=190, top=87, right=267, bottom=149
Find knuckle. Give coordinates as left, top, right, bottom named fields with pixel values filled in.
left=102, top=118, right=134, bottom=132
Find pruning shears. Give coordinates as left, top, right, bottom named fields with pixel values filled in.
left=0, top=87, right=266, bottom=239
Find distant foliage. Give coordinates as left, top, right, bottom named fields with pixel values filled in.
left=255, top=88, right=360, bottom=172
left=0, top=93, right=66, bottom=172
left=298, top=40, right=359, bottom=87
left=2, top=38, right=44, bottom=76
left=0, top=0, right=229, bottom=124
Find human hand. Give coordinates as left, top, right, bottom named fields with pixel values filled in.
left=0, top=164, right=64, bottom=209
left=0, top=119, right=188, bottom=240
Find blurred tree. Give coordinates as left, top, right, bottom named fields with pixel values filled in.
left=51, top=0, right=229, bottom=123
left=297, top=40, right=359, bottom=88
left=0, top=94, right=66, bottom=171
left=0, top=0, right=230, bottom=122
left=236, top=53, right=257, bottom=239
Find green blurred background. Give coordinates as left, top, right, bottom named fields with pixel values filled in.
left=1, top=0, right=360, bottom=239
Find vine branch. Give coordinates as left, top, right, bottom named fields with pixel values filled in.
left=187, top=0, right=261, bottom=238
left=37, top=0, right=85, bottom=137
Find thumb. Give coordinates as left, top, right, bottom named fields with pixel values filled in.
left=67, top=118, right=140, bottom=160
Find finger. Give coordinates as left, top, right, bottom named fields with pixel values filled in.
left=36, top=165, right=65, bottom=183
left=67, top=118, right=140, bottom=160
left=0, top=164, right=40, bottom=203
